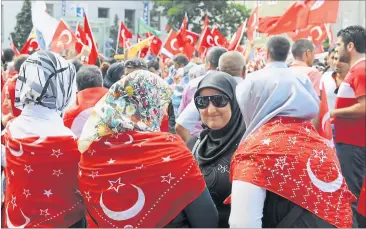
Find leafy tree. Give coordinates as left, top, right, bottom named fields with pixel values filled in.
left=153, top=0, right=251, bottom=38
left=110, top=14, right=120, bottom=50
left=10, top=0, right=33, bottom=49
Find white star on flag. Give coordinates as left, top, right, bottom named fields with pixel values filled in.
left=107, top=177, right=125, bottom=193
left=275, top=156, right=289, bottom=170
left=107, top=158, right=116, bottom=164
left=24, top=165, right=33, bottom=174
left=88, top=150, right=96, bottom=156
left=288, top=136, right=297, bottom=145
left=313, top=149, right=327, bottom=163
left=161, top=173, right=175, bottom=184
left=261, top=138, right=271, bottom=146
left=11, top=195, right=17, bottom=209
left=79, top=170, right=82, bottom=177
left=304, top=127, right=311, bottom=133
left=90, top=171, right=99, bottom=179
left=72, top=135, right=78, bottom=141
left=10, top=170, right=14, bottom=176
left=84, top=191, right=91, bottom=201
left=135, top=164, right=144, bottom=169
left=133, top=140, right=147, bottom=147
left=51, top=149, right=63, bottom=158
left=162, top=155, right=172, bottom=162
left=23, top=189, right=31, bottom=198
left=52, top=169, right=63, bottom=177
left=166, top=135, right=176, bottom=142
left=40, top=209, right=50, bottom=217
left=44, top=189, right=53, bottom=198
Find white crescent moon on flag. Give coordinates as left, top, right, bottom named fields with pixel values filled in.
left=71, top=108, right=93, bottom=137
left=28, top=136, right=47, bottom=146
left=170, top=38, right=178, bottom=51
left=100, top=184, right=145, bottom=221
left=310, top=0, right=325, bottom=11
left=7, top=141, right=24, bottom=157
left=58, top=30, right=72, bottom=45
left=29, top=38, right=39, bottom=49
left=214, top=35, right=220, bottom=46
left=6, top=203, right=30, bottom=228
left=310, top=26, right=323, bottom=42
left=306, top=157, right=343, bottom=192
left=321, top=111, right=330, bottom=133
left=121, top=29, right=126, bottom=39
left=206, top=35, right=214, bottom=46
left=230, top=32, right=237, bottom=44
left=104, top=134, right=134, bottom=147
left=86, top=34, right=93, bottom=50
left=186, top=35, right=194, bottom=44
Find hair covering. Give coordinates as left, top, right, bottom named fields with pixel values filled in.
left=193, top=71, right=246, bottom=165
left=236, top=63, right=319, bottom=140
left=14, top=51, right=76, bottom=114
left=78, top=70, right=173, bottom=153
left=104, top=62, right=124, bottom=88
left=188, top=64, right=206, bottom=79
left=246, top=58, right=266, bottom=74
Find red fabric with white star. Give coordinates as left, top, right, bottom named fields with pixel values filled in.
left=2, top=128, right=84, bottom=228
left=229, top=117, right=355, bottom=228
left=78, top=131, right=206, bottom=228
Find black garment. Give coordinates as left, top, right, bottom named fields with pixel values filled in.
left=69, top=218, right=86, bottom=228
left=262, top=191, right=334, bottom=228
left=190, top=71, right=246, bottom=228
left=167, top=102, right=176, bottom=134
left=165, top=188, right=218, bottom=228
left=336, top=143, right=366, bottom=228
left=104, top=62, right=124, bottom=89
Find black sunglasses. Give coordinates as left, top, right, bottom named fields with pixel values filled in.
left=194, top=94, right=230, bottom=109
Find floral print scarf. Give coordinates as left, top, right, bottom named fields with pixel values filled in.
left=78, top=70, right=172, bottom=153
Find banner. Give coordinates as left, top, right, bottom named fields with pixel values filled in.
left=143, top=1, right=149, bottom=25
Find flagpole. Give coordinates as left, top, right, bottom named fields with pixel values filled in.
left=116, top=20, right=121, bottom=54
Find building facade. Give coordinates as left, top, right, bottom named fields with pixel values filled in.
left=1, top=1, right=168, bottom=54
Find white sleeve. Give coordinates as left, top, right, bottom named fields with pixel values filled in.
left=175, top=100, right=200, bottom=133
left=229, top=180, right=266, bottom=228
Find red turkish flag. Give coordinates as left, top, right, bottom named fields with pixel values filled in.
left=288, top=24, right=327, bottom=46
left=149, top=36, right=162, bottom=56
left=258, top=16, right=280, bottom=34
left=19, top=30, right=40, bottom=55
left=358, top=178, right=366, bottom=216
left=258, top=2, right=310, bottom=35
left=161, top=30, right=180, bottom=57
left=305, top=0, right=339, bottom=24
left=203, top=15, right=209, bottom=28
left=227, top=117, right=355, bottom=228
left=211, top=27, right=228, bottom=47
left=63, top=87, right=108, bottom=137
left=78, top=131, right=206, bottom=228
left=9, top=36, right=20, bottom=56
left=176, top=14, right=188, bottom=47
left=118, top=22, right=133, bottom=48
left=75, top=22, right=86, bottom=54
left=84, top=13, right=99, bottom=65
left=50, top=20, right=78, bottom=53
left=3, top=129, right=84, bottom=228
left=318, top=82, right=334, bottom=145
left=247, top=5, right=259, bottom=41
left=197, top=26, right=213, bottom=57
left=227, top=19, right=247, bottom=51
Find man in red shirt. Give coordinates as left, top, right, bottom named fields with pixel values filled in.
left=63, top=65, right=108, bottom=137
left=332, top=25, right=366, bottom=227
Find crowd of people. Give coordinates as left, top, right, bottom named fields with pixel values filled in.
left=0, top=24, right=365, bottom=228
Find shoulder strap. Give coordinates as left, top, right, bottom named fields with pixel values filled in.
left=276, top=204, right=304, bottom=228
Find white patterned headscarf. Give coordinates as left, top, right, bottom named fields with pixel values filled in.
left=15, top=51, right=76, bottom=114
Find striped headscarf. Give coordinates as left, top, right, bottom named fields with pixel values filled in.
left=15, top=51, right=76, bottom=113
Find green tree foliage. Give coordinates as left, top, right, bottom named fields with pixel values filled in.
left=110, top=14, right=120, bottom=49
left=10, top=0, right=33, bottom=49
left=153, top=0, right=251, bottom=38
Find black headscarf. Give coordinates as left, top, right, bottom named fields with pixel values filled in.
left=104, top=62, right=124, bottom=89
left=193, top=71, right=246, bottom=166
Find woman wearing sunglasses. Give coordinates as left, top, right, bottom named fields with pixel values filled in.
left=188, top=71, right=246, bottom=228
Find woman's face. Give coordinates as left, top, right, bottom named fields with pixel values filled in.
left=4, top=90, right=13, bottom=114
left=198, top=88, right=232, bottom=130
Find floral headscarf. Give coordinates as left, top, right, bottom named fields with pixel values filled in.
left=78, top=70, right=172, bottom=153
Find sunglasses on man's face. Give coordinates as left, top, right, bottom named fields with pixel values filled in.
left=194, top=94, right=230, bottom=109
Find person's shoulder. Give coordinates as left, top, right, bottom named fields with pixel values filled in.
left=351, top=59, right=366, bottom=75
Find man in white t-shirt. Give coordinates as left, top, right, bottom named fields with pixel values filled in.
left=319, top=52, right=350, bottom=111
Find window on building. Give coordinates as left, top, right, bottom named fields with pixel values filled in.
left=150, top=10, right=161, bottom=30
left=98, top=7, right=109, bottom=18
left=125, top=9, right=135, bottom=33
left=46, top=3, right=54, bottom=17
